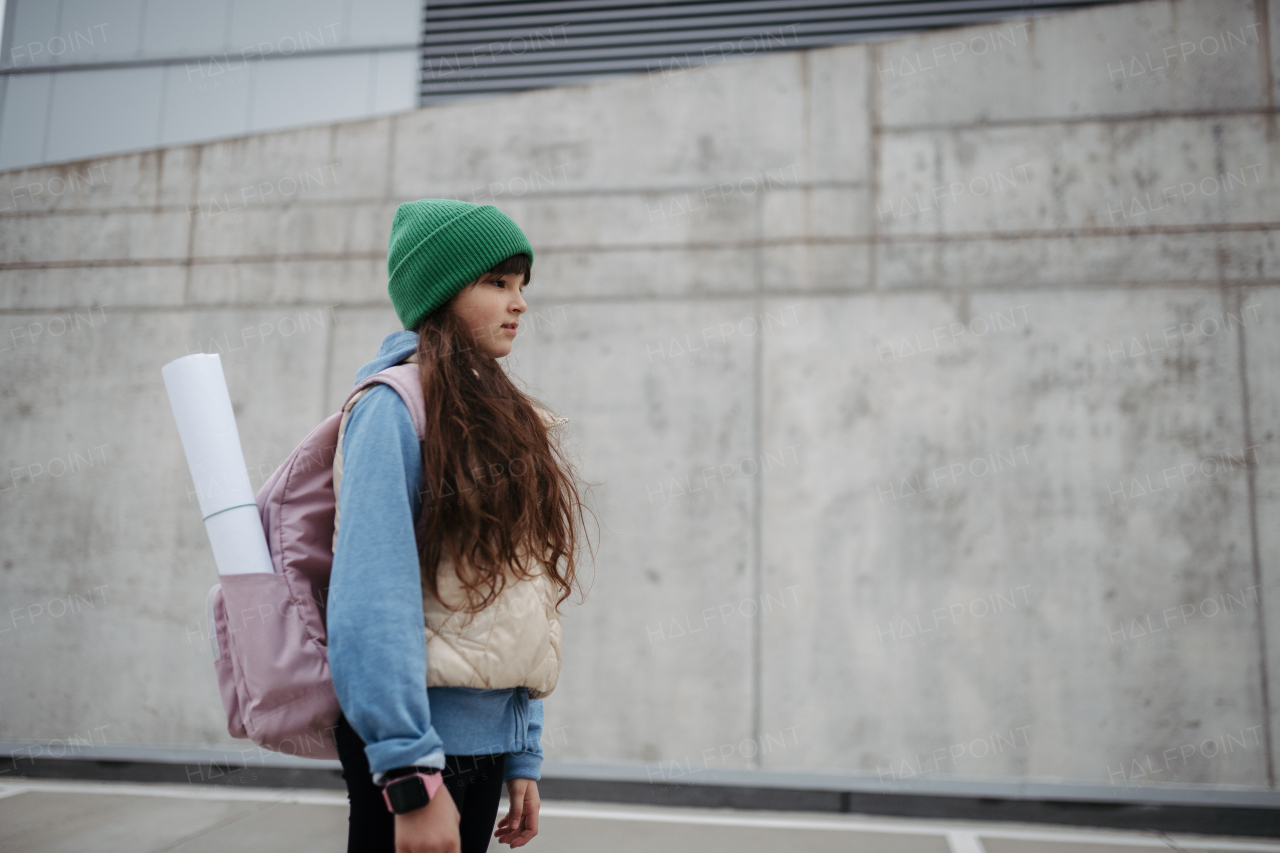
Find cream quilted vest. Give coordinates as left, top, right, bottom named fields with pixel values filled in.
left=332, top=354, right=567, bottom=700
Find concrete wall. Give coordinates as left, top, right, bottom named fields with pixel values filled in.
left=1, top=0, right=1277, bottom=792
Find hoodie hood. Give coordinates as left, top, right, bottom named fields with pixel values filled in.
left=354, top=330, right=418, bottom=385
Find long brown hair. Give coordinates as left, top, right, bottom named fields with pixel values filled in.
left=411, top=254, right=595, bottom=616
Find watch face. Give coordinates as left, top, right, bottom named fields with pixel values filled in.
left=387, top=775, right=429, bottom=813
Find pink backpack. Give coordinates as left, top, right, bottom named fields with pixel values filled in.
left=205, top=363, right=425, bottom=760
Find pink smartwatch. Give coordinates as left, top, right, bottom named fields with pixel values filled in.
left=382, top=770, right=444, bottom=814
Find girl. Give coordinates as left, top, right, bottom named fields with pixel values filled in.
left=326, top=199, right=593, bottom=853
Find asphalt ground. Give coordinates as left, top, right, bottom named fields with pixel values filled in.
left=1, top=779, right=1277, bottom=852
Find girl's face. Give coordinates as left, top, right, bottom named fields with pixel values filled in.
left=449, top=270, right=528, bottom=359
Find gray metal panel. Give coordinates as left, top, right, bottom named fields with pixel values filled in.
left=348, top=0, right=422, bottom=46
left=141, top=0, right=232, bottom=58
left=58, top=0, right=146, bottom=63
left=1, top=0, right=418, bottom=70
left=43, top=65, right=164, bottom=162
left=226, top=0, right=347, bottom=52
left=159, top=62, right=252, bottom=147
left=6, top=0, right=61, bottom=68
left=249, top=51, right=374, bottom=133
left=0, top=73, right=52, bottom=169
left=372, top=48, right=421, bottom=112
left=419, top=0, right=1131, bottom=102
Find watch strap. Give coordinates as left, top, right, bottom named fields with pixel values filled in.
left=381, top=770, right=444, bottom=814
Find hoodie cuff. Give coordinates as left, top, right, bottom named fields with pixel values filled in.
left=371, top=748, right=446, bottom=785
left=364, top=733, right=447, bottom=779
left=503, top=751, right=542, bottom=782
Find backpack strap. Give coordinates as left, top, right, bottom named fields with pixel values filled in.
left=332, top=359, right=425, bottom=550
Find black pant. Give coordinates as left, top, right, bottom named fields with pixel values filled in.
left=335, top=714, right=506, bottom=853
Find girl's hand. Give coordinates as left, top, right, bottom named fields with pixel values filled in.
left=394, top=784, right=461, bottom=853
left=493, top=778, right=540, bottom=847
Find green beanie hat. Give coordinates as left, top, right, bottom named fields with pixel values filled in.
left=386, top=199, right=534, bottom=331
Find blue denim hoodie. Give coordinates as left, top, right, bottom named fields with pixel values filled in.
left=327, top=330, right=544, bottom=782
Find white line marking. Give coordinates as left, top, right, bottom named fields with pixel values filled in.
left=533, top=803, right=1280, bottom=849
left=535, top=804, right=957, bottom=833
left=948, top=833, right=987, bottom=853
left=0, top=780, right=347, bottom=806
left=0, top=785, right=32, bottom=800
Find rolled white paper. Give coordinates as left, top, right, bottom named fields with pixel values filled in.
left=162, top=353, right=275, bottom=575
